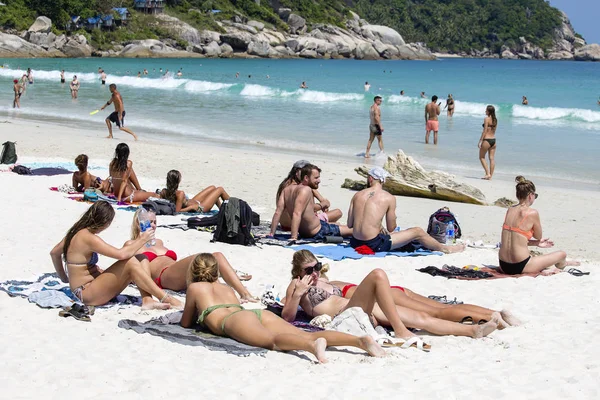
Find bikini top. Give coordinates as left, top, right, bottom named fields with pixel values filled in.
left=502, top=210, right=534, bottom=240
left=142, top=249, right=178, bottom=262
left=66, top=252, right=99, bottom=268
left=305, top=284, right=342, bottom=309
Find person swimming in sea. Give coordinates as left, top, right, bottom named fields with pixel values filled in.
left=522, top=96, right=528, bottom=105
left=300, top=81, right=308, bottom=89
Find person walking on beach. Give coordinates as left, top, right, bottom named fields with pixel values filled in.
left=478, top=105, right=497, bottom=180
left=425, top=95, right=441, bottom=145
left=365, top=96, right=384, bottom=158
left=13, top=79, right=22, bottom=108
left=60, top=70, right=65, bottom=84
left=100, top=84, right=138, bottom=140
left=444, top=94, right=455, bottom=117
left=70, top=75, right=80, bottom=99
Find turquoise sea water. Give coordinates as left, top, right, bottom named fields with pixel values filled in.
left=1, top=57, right=599, bottom=187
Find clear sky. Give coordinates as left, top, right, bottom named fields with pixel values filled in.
left=548, top=0, right=599, bottom=44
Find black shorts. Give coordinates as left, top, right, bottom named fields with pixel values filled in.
left=102, top=80, right=106, bottom=85
left=369, top=124, right=382, bottom=136
left=350, top=234, right=392, bottom=252
left=108, top=110, right=126, bottom=127
left=61, top=79, right=65, bottom=83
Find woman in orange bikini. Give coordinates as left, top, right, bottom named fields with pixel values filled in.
left=128, top=209, right=256, bottom=302
left=478, top=105, right=497, bottom=180
left=498, top=176, right=579, bottom=275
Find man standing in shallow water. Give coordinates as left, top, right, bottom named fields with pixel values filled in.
left=365, top=96, right=384, bottom=158
left=13, top=79, right=22, bottom=108
left=100, top=84, right=138, bottom=141
left=425, top=95, right=441, bottom=145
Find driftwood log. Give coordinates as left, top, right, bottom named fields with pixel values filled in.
left=353, top=150, right=488, bottom=205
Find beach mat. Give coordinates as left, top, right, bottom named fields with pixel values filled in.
left=118, top=311, right=267, bottom=357
left=292, top=244, right=443, bottom=261
left=417, top=265, right=542, bottom=280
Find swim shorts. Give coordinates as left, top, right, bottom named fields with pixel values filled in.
left=369, top=124, right=382, bottom=135
left=102, top=80, right=106, bottom=85
left=108, top=110, right=126, bottom=127
left=350, top=234, right=392, bottom=252
left=426, top=120, right=439, bottom=132
left=306, top=220, right=342, bottom=240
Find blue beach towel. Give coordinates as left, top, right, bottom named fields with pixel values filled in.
left=291, top=244, right=443, bottom=261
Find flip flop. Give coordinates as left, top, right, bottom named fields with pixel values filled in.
left=567, top=268, right=590, bottom=276
left=235, top=269, right=252, bottom=281
left=59, top=304, right=91, bottom=322
left=381, top=337, right=431, bottom=352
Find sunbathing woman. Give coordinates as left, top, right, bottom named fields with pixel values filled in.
left=499, top=176, right=579, bottom=275
left=72, top=154, right=110, bottom=193
left=282, top=250, right=497, bottom=345
left=128, top=208, right=255, bottom=302
left=159, top=169, right=229, bottom=213
left=181, top=253, right=385, bottom=363
left=50, top=201, right=182, bottom=309
left=108, top=143, right=154, bottom=203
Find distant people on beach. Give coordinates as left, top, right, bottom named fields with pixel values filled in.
left=108, top=143, right=154, bottom=203
left=364, top=81, right=371, bottom=91
left=143, top=69, right=148, bottom=75
left=72, top=154, right=107, bottom=192
left=365, top=95, right=384, bottom=158
left=478, top=105, right=497, bottom=180
left=270, top=164, right=351, bottom=241
left=100, top=83, right=138, bottom=140
left=100, top=70, right=106, bottom=85
left=26, top=68, right=33, bottom=84
left=498, top=176, right=580, bottom=275
left=60, top=70, right=65, bottom=84
left=137, top=71, right=141, bottom=78
left=235, top=72, right=239, bottom=78
left=19, top=74, right=28, bottom=94
left=400, top=90, right=405, bottom=96
left=444, top=94, right=455, bottom=117
left=70, top=75, right=80, bottom=99
left=420, top=91, right=426, bottom=98
left=159, top=169, right=230, bottom=213
left=176, top=70, right=182, bottom=77
left=348, top=167, right=465, bottom=254
left=300, top=81, right=308, bottom=89
left=180, top=253, right=384, bottom=363
left=425, top=95, right=441, bottom=145
left=13, top=79, right=22, bottom=108
left=522, top=96, right=528, bottom=105
left=50, top=201, right=182, bottom=310
left=128, top=209, right=255, bottom=299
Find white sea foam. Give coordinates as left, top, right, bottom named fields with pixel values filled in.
left=185, top=80, right=235, bottom=92
left=512, top=104, right=600, bottom=123
left=297, top=90, right=364, bottom=103
left=240, top=84, right=278, bottom=97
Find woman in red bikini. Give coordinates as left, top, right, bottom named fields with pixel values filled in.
left=128, top=209, right=256, bottom=302
left=499, top=176, right=579, bottom=275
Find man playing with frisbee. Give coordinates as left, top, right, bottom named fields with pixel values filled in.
left=100, top=84, right=138, bottom=140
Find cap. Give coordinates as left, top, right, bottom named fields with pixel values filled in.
left=293, top=160, right=311, bottom=169
left=368, top=167, right=390, bottom=183
left=13, top=79, right=18, bottom=83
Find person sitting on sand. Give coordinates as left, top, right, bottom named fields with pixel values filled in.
left=108, top=143, right=154, bottom=203
left=347, top=167, right=465, bottom=254
left=128, top=209, right=256, bottom=301
left=270, top=164, right=351, bottom=240
left=159, top=169, right=229, bottom=213
left=181, top=253, right=385, bottom=363
left=282, top=250, right=496, bottom=347
left=499, top=176, right=579, bottom=275
left=50, top=201, right=182, bottom=309
left=72, top=154, right=109, bottom=193
left=275, top=160, right=342, bottom=231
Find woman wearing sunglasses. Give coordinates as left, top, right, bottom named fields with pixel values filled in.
left=282, top=250, right=497, bottom=348
left=499, top=176, right=579, bottom=275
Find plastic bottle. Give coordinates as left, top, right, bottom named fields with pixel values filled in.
left=445, top=221, right=455, bottom=244
left=138, top=208, right=155, bottom=247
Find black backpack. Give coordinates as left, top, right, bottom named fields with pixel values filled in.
left=212, top=198, right=259, bottom=246
left=427, top=207, right=462, bottom=243
left=1, top=141, right=17, bottom=164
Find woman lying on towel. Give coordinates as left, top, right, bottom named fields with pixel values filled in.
left=499, top=176, right=579, bottom=275
left=282, top=250, right=497, bottom=346
left=127, top=209, right=256, bottom=302
left=181, top=253, right=385, bottom=363
left=108, top=143, right=154, bottom=203
left=159, top=169, right=229, bottom=213
left=50, top=201, right=182, bottom=309
left=72, top=154, right=110, bottom=193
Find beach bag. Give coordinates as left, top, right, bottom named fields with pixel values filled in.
left=11, top=165, right=32, bottom=175
left=83, top=188, right=99, bottom=202
left=142, top=199, right=176, bottom=215
left=1, top=141, right=17, bottom=164
left=427, top=207, right=462, bottom=243
left=212, top=198, right=259, bottom=246
left=330, top=307, right=380, bottom=341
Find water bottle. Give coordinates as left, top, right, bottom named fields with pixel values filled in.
left=138, top=208, right=155, bottom=247
left=445, top=221, right=455, bottom=244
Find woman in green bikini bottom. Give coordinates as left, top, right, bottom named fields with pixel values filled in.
left=180, top=253, right=385, bottom=363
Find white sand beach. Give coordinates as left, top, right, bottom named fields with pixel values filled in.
left=0, top=119, right=598, bottom=399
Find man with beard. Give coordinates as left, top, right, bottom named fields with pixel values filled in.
left=270, top=164, right=352, bottom=241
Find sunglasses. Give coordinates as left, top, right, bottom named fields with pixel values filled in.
left=533, top=193, right=539, bottom=199
left=303, top=262, right=323, bottom=275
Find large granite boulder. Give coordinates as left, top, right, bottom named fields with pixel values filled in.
left=354, top=42, right=379, bottom=60
left=299, top=49, right=318, bottom=59
left=247, top=20, right=264, bottom=31
left=0, top=32, right=60, bottom=57
left=119, top=39, right=187, bottom=57
left=352, top=150, right=488, bottom=205
left=546, top=50, right=574, bottom=60
left=278, top=8, right=292, bottom=21
left=247, top=40, right=272, bottom=57
left=156, top=14, right=202, bottom=45
left=28, top=16, right=52, bottom=34
left=360, top=25, right=405, bottom=46
left=287, top=14, right=306, bottom=35
left=501, top=49, right=518, bottom=59
left=219, top=43, right=233, bottom=57
left=203, top=41, right=221, bottom=57
left=61, top=38, right=92, bottom=57
left=574, top=44, right=600, bottom=61
left=220, top=31, right=253, bottom=51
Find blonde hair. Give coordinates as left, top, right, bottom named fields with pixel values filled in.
left=291, top=249, right=329, bottom=279
left=130, top=208, right=156, bottom=240
left=515, top=175, right=536, bottom=201
left=187, top=253, right=219, bottom=286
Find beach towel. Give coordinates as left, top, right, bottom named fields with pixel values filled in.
left=30, top=167, right=72, bottom=176
left=417, top=265, right=542, bottom=280
left=251, top=224, right=322, bottom=246
left=118, top=312, right=267, bottom=357
left=292, top=244, right=443, bottom=261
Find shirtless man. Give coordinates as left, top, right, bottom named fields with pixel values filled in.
left=13, top=79, right=22, bottom=108
left=100, top=83, right=138, bottom=140
left=364, top=81, right=371, bottom=91
left=100, top=70, right=107, bottom=85
left=444, top=94, right=455, bottom=117
left=365, top=96, right=384, bottom=158
left=522, top=96, right=528, bottom=105
left=60, top=70, right=65, bottom=84
left=425, top=95, right=441, bottom=145
left=348, top=167, right=465, bottom=254
left=70, top=75, right=80, bottom=99
left=270, top=164, right=352, bottom=241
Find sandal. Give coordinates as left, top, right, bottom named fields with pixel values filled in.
left=59, top=304, right=91, bottom=322
left=567, top=268, right=590, bottom=277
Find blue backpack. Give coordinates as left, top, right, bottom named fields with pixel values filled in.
left=427, top=207, right=462, bottom=243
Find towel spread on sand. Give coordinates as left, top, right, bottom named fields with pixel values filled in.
left=292, top=244, right=443, bottom=261
left=118, top=311, right=267, bottom=357
left=417, top=265, right=542, bottom=280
